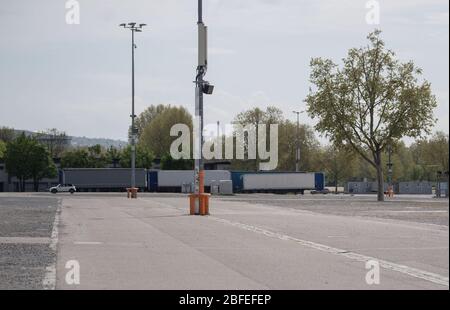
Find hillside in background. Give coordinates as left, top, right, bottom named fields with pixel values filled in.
left=11, top=129, right=128, bottom=149
left=70, top=136, right=128, bottom=148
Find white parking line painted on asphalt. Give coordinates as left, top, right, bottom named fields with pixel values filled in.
left=74, top=241, right=103, bottom=245
left=0, top=237, right=51, bottom=244
left=43, top=201, right=61, bottom=290
left=210, top=216, right=449, bottom=287
left=373, top=211, right=448, bottom=213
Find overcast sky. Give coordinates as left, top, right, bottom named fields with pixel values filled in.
left=0, top=0, right=448, bottom=143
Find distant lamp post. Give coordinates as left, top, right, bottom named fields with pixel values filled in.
left=292, top=110, right=305, bottom=172
left=387, top=144, right=393, bottom=186
left=386, top=144, right=394, bottom=197
left=119, top=22, right=147, bottom=194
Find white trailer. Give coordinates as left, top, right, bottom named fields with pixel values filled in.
left=243, top=173, right=316, bottom=193
left=157, top=170, right=231, bottom=188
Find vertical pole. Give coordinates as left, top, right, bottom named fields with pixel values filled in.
left=388, top=145, right=392, bottom=186
left=131, top=29, right=136, bottom=190
left=194, top=0, right=204, bottom=214
left=296, top=112, right=300, bottom=172
left=195, top=85, right=202, bottom=214
left=293, top=111, right=300, bottom=172
left=217, top=121, right=220, bottom=147
left=198, top=0, right=203, bottom=24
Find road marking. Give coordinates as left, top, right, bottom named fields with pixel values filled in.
left=351, top=247, right=449, bottom=251
left=373, top=210, right=448, bottom=213
left=210, top=216, right=449, bottom=287
left=74, top=241, right=103, bottom=245
left=43, top=201, right=61, bottom=290
left=0, top=237, right=51, bottom=244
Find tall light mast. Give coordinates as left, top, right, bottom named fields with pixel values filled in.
left=119, top=22, right=147, bottom=197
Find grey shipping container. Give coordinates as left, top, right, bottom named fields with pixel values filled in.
left=346, top=182, right=389, bottom=194
left=398, top=182, right=432, bottom=194
left=62, top=168, right=147, bottom=190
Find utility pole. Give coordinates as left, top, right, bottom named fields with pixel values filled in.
left=387, top=144, right=394, bottom=197
left=191, top=0, right=214, bottom=215
left=120, top=22, right=147, bottom=196
left=292, top=111, right=304, bottom=172
left=217, top=121, right=220, bottom=146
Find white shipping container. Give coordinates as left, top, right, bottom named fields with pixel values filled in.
left=243, top=173, right=315, bottom=190
left=157, top=170, right=231, bottom=187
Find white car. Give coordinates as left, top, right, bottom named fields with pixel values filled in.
left=49, top=184, right=77, bottom=194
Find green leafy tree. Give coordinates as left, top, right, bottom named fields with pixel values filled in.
left=420, top=132, right=449, bottom=174
left=132, top=104, right=169, bottom=141
left=321, top=146, right=357, bottom=193
left=119, top=145, right=155, bottom=169
left=139, top=106, right=193, bottom=158
left=35, top=128, right=71, bottom=158
left=233, top=106, right=284, bottom=171
left=276, top=120, right=321, bottom=172
left=0, top=140, right=6, bottom=160
left=61, top=145, right=108, bottom=168
left=106, top=146, right=121, bottom=168
left=61, top=148, right=91, bottom=168
left=160, top=154, right=193, bottom=170
left=409, top=132, right=449, bottom=181
left=87, top=144, right=108, bottom=168
left=305, top=30, right=437, bottom=201
left=0, top=127, right=15, bottom=143
left=28, top=143, right=57, bottom=191
left=4, top=134, right=56, bottom=192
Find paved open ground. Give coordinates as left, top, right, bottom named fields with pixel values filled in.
left=0, top=193, right=448, bottom=290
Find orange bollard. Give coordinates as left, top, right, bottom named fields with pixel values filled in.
left=127, top=188, right=138, bottom=199
left=189, top=194, right=197, bottom=215
left=188, top=171, right=211, bottom=216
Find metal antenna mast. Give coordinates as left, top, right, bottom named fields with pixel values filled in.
left=192, top=0, right=214, bottom=215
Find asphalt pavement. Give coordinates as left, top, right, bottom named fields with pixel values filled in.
left=0, top=193, right=448, bottom=290
left=0, top=195, right=59, bottom=289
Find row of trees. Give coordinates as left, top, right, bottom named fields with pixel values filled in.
left=129, top=30, right=443, bottom=201
left=1, top=31, right=446, bottom=200
left=124, top=101, right=448, bottom=189
left=60, top=145, right=154, bottom=169
left=1, top=119, right=447, bottom=193
left=0, top=133, right=57, bottom=192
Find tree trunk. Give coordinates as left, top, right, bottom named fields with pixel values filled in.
left=255, top=122, right=259, bottom=172
left=375, top=151, right=385, bottom=202
left=33, top=177, right=39, bottom=192
left=20, top=177, right=26, bottom=192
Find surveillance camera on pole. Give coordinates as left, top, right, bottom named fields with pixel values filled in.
left=190, top=0, right=213, bottom=216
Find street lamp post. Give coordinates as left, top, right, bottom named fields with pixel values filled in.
left=387, top=144, right=393, bottom=186
left=120, top=22, right=146, bottom=194
left=292, top=111, right=304, bottom=172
